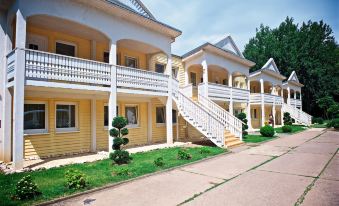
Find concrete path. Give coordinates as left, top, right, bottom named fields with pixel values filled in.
left=51, top=129, right=338, bottom=206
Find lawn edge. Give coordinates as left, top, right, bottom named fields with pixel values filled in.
left=35, top=149, right=231, bottom=206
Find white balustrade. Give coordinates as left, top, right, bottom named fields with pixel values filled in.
left=25, top=49, right=111, bottom=86
left=250, top=93, right=283, bottom=105
left=181, top=84, right=193, bottom=98
left=204, top=83, right=249, bottom=102
left=282, top=103, right=312, bottom=126
left=172, top=78, right=179, bottom=98
left=290, top=99, right=302, bottom=107
left=174, top=90, right=225, bottom=147
left=198, top=94, right=243, bottom=140
left=116, top=65, right=168, bottom=93
left=6, top=49, right=16, bottom=81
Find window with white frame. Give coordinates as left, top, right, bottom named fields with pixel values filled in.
left=125, top=105, right=138, bottom=126
left=104, top=105, right=119, bottom=127
left=172, top=66, right=179, bottom=78
left=56, top=41, right=76, bottom=57
left=172, top=109, right=177, bottom=124
left=155, top=63, right=165, bottom=73
left=156, top=107, right=166, bottom=124
left=24, top=101, right=48, bottom=134
left=125, top=56, right=138, bottom=68
left=56, top=102, right=78, bottom=131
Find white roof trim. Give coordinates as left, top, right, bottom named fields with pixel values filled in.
left=288, top=71, right=300, bottom=83
left=214, top=35, right=244, bottom=58
left=261, top=58, right=280, bottom=73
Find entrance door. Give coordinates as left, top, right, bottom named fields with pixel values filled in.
left=190, top=72, right=197, bottom=86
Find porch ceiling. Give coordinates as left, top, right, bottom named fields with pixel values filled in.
left=28, top=15, right=109, bottom=43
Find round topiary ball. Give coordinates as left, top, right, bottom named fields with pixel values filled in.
left=112, top=116, right=128, bottom=129
left=260, top=125, right=275, bottom=137
left=282, top=125, right=292, bottom=133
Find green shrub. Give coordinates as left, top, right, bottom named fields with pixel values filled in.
left=177, top=149, right=192, bottom=160
left=283, top=112, right=292, bottom=125
left=327, top=118, right=339, bottom=129
left=14, top=175, right=41, bottom=200
left=113, top=168, right=130, bottom=176
left=236, top=112, right=248, bottom=136
left=312, top=117, right=324, bottom=124
left=260, top=125, right=275, bottom=137
left=109, top=116, right=131, bottom=164
left=154, top=157, right=165, bottom=167
left=110, top=150, right=132, bottom=165
left=65, top=169, right=88, bottom=190
left=282, top=125, right=292, bottom=133
left=200, top=147, right=211, bottom=154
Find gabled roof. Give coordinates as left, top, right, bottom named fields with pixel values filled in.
left=181, top=35, right=255, bottom=67
left=283, top=71, right=304, bottom=87
left=214, top=35, right=244, bottom=58
left=109, top=0, right=155, bottom=19
left=250, top=58, right=286, bottom=80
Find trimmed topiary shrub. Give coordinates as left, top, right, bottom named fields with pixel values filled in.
left=14, top=175, right=41, bottom=200
left=177, top=149, right=192, bottom=160
left=109, top=116, right=131, bottom=165
left=154, top=157, right=165, bottom=167
left=236, top=112, right=248, bottom=136
left=65, top=169, right=88, bottom=190
left=283, top=112, right=292, bottom=125
left=260, top=125, right=275, bottom=137
left=282, top=125, right=292, bottom=133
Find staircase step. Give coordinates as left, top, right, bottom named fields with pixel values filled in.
left=225, top=137, right=240, bottom=143
left=225, top=140, right=245, bottom=148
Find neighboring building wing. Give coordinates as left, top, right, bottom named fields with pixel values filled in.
left=261, top=58, right=280, bottom=74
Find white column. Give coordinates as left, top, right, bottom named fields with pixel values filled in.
left=165, top=55, right=173, bottom=144
left=228, top=73, right=233, bottom=114
left=260, top=79, right=265, bottom=127
left=272, top=104, right=276, bottom=127
left=1, top=17, right=13, bottom=162
left=246, top=78, right=252, bottom=129
left=12, top=10, right=26, bottom=169
left=147, top=102, right=152, bottom=143
left=201, top=60, right=208, bottom=97
left=294, top=91, right=297, bottom=108
left=108, top=42, right=117, bottom=153
left=184, top=65, right=189, bottom=85
left=90, top=99, right=96, bottom=152
left=287, top=87, right=291, bottom=105
left=228, top=73, right=233, bottom=87
left=299, top=91, right=303, bottom=111
left=280, top=88, right=284, bottom=125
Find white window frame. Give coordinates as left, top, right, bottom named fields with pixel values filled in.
left=24, top=100, right=49, bottom=134
left=124, top=56, right=138, bottom=68
left=55, top=101, right=79, bottom=133
left=55, top=40, right=78, bottom=57
left=156, top=106, right=166, bottom=126
left=125, top=104, right=139, bottom=128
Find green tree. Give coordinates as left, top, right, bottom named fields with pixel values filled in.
left=244, top=17, right=339, bottom=117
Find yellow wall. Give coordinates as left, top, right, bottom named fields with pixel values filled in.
left=24, top=97, right=91, bottom=159
left=27, top=24, right=109, bottom=62
left=117, top=47, right=147, bottom=70
left=96, top=100, right=108, bottom=151
left=251, top=105, right=261, bottom=129
left=151, top=98, right=167, bottom=143
left=208, top=69, right=227, bottom=84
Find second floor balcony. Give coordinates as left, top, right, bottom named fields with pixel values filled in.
left=6, top=48, right=169, bottom=96
left=250, top=93, right=283, bottom=105
left=198, top=82, right=250, bottom=102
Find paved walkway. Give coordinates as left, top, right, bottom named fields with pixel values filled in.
left=51, top=128, right=339, bottom=206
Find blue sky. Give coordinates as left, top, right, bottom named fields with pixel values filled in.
left=142, top=0, right=339, bottom=55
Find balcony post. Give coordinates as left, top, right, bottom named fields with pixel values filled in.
left=90, top=99, right=96, bottom=152
left=259, top=79, right=265, bottom=126
left=165, top=55, right=173, bottom=144
left=287, top=86, right=291, bottom=105
left=1, top=31, right=12, bottom=162
left=228, top=73, right=233, bottom=114
left=202, top=60, right=208, bottom=97
left=246, top=78, right=252, bottom=129
left=108, top=42, right=117, bottom=153
left=300, top=92, right=302, bottom=110
left=294, top=91, right=297, bottom=109
left=12, top=10, right=26, bottom=169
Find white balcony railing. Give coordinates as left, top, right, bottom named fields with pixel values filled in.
left=7, top=49, right=169, bottom=94
left=250, top=93, right=283, bottom=105
left=290, top=99, right=302, bottom=107
left=116, top=65, right=169, bottom=94
left=199, top=82, right=249, bottom=102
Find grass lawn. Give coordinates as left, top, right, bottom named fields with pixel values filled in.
left=0, top=146, right=225, bottom=206
left=275, top=125, right=307, bottom=133
left=311, top=123, right=327, bottom=128
left=243, top=135, right=277, bottom=143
